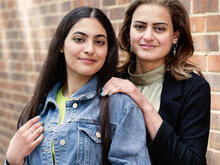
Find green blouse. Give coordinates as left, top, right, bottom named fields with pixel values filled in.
left=129, top=64, right=165, bottom=112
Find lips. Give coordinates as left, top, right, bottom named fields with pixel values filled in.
left=140, top=44, right=156, bottom=50
left=78, top=58, right=96, bottom=64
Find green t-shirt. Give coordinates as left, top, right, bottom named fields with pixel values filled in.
left=52, top=88, right=71, bottom=164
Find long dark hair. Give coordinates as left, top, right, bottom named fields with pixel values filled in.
left=119, top=0, right=202, bottom=80
left=18, top=6, right=118, bottom=164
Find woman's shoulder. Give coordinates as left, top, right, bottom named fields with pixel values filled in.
left=165, top=71, right=210, bottom=88
left=110, top=93, right=139, bottom=108
left=108, top=93, right=142, bottom=118
left=183, top=72, right=210, bottom=92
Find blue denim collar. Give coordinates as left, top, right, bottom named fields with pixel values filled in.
left=39, top=76, right=98, bottom=116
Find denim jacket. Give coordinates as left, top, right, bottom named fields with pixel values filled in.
left=5, top=76, right=151, bottom=165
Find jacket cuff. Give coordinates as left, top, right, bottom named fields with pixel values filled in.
left=148, top=120, right=173, bottom=154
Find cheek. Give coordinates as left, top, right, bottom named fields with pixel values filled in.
left=158, top=35, right=173, bottom=47
left=130, top=33, right=140, bottom=46
left=97, top=48, right=108, bottom=60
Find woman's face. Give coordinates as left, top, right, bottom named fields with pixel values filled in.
left=130, top=4, right=178, bottom=73
left=63, top=18, right=108, bottom=80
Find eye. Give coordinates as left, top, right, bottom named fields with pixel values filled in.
left=73, top=37, right=85, bottom=43
left=134, top=24, right=145, bottom=31
left=154, top=26, right=166, bottom=32
left=95, top=40, right=105, bottom=46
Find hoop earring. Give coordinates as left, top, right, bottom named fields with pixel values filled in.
left=172, top=44, right=177, bottom=56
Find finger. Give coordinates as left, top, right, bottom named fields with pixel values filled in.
left=20, top=116, right=41, bottom=132
left=101, top=85, right=115, bottom=96
left=31, top=134, right=44, bottom=149
left=29, top=121, right=43, bottom=134
left=31, top=126, right=44, bottom=140
left=108, top=87, right=121, bottom=96
left=103, top=77, right=119, bottom=89
left=25, top=134, right=44, bottom=156
left=102, top=78, right=122, bottom=96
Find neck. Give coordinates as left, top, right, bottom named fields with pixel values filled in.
left=134, top=58, right=165, bottom=74
left=62, top=72, right=92, bottom=98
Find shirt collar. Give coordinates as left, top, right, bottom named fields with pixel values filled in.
left=39, top=76, right=98, bottom=115
left=129, top=64, right=165, bottom=85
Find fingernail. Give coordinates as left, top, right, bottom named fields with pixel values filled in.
left=102, top=87, right=104, bottom=90
left=37, top=115, right=41, bottom=119
left=100, top=91, right=105, bottom=96
left=108, top=93, right=112, bottom=96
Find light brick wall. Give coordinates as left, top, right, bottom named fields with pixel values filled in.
left=0, top=0, right=219, bottom=164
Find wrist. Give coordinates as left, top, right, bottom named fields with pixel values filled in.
left=6, top=157, right=24, bottom=165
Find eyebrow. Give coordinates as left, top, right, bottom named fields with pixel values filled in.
left=134, top=20, right=168, bottom=26
left=72, top=31, right=107, bottom=38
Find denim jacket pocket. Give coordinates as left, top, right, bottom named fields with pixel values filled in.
left=77, top=122, right=102, bottom=165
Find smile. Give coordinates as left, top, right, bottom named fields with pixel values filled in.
left=140, top=44, right=156, bottom=50
left=78, top=58, right=97, bottom=64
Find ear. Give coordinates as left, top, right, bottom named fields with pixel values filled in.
left=60, top=48, right=64, bottom=53
left=172, top=31, right=180, bottom=44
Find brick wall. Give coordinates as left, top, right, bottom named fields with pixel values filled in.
left=0, top=0, right=219, bottom=164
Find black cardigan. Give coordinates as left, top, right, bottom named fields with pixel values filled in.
left=147, top=71, right=210, bottom=165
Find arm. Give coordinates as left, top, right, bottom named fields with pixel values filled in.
left=103, top=76, right=210, bottom=164
left=108, top=103, right=151, bottom=165
left=149, top=79, right=210, bottom=165
left=5, top=116, right=44, bottom=165
left=102, top=77, right=162, bottom=139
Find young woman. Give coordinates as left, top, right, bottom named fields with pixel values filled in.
left=5, top=7, right=151, bottom=165
left=102, top=0, right=210, bottom=164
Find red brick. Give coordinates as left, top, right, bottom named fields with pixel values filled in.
left=0, top=61, right=6, bottom=69
left=193, top=35, right=218, bottom=51
left=0, top=119, right=16, bottom=130
left=211, top=94, right=220, bottom=110
left=118, top=0, right=132, bottom=5
left=206, top=15, right=220, bottom=32
left=188, top=54, right=206, bottom=71
left=109, top=7, right=125, bottom=20
left=34, top=0, right=42, bottom=4
left=48, top=3, right=58, bottom=13
left=11, top=93, right=29, bottom=103
left=208, top=55, right=220, bottom=72
left=210, top=112, right=220, bottom=130
left=86, top=0, right=100, bottom=7
left=190, top=16, right=205, bottom=32
left=206, top=150, right=220, bottom=165
left=0, top=156, right=5, bottom=164
left=209, top=131, right=220, bottom=150
left=103, top=0, right=116, bottom=6
left=61, top=1, right=71, bottom=12
left=180, top=0, right=191, bottom=14
left=193, top=0, right=218, bottom=13
left=205, top=73, right=220, bottom=92
left=73, top=0, right=86, bottom=7
left=0, top=81, right=25, bottom=91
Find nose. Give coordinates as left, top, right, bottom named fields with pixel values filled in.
left=84, top=40, right=94, bottom=55
left=142, top=28, right=154, bottom=41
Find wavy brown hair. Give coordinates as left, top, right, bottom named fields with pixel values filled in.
left=18, top=7, right=118, bottom=164
left=119, top=0, right=202, bottom=80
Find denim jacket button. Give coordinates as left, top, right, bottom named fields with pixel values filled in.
left=72, top=103, right=78, bottom=109
left=96, top=131, right=101, bottom=138
left=60, top=139, right=66, bottom=146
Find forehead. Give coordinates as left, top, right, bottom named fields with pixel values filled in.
left=132, top=4, right=172, bottom=24
left=69, top=18, right=107, bottom=36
